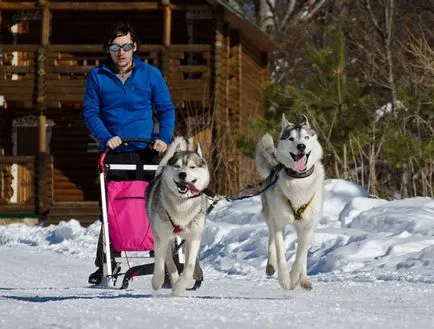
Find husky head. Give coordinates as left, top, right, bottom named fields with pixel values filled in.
left=276, top=114, right=323, bottom=172
left=159, top=137, right=210, bottom=198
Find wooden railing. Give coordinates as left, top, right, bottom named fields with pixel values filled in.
left=0, top=45, right=39, bottom=107
left=165, top=44, right=212, bottom=107
left=0, top=156, right=35, bottom=205
left=0, top=44, right=212, bottom=108
left=0, top=155, right=53, bottom=218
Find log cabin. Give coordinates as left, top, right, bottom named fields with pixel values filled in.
left=0, top=0, right=277, bottom=226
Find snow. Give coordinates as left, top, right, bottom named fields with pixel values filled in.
left=376, top=101, right=407, bottom=121
left=1, top=179, right=434, bottom=329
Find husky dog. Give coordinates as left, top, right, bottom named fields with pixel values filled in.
left=146, top=137, right=210, bottom=296
left=255, top=114, right=324, bottom=290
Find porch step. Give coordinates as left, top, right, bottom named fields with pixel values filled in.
left=44, top=202, right=101, bottom=227
left=0, top=216, right=38, bottom=226
left=0, top=205, right=38, bottom=226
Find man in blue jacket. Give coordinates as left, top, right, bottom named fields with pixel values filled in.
left=83, top=21, right=175, bottom=285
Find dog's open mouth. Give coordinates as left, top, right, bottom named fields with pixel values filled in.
left=290, top=152, right=310, bottom=171
left=175, top=180, right=199, bottom=194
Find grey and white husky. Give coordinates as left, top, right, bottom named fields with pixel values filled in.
left=255, top=114, right=324, bottom=290
left=146, top=137, right=210, bottom=296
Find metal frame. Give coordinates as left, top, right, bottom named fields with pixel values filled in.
left=99, top=163, right=158, bottom=286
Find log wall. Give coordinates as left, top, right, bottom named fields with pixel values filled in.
left=239, top=37, right=268, bottom=186
left=0, top=43, right=213, bottom=202
left=0, top=155, right=52, bottom=216
left=0, top=0, right=274, bottom=222
left=212, top=13, right=233, bottom=194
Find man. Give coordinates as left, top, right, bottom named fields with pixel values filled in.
left=83, top=21, right=175, bottom=285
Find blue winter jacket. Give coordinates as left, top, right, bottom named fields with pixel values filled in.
left=83, top=56, right=175, bottom=152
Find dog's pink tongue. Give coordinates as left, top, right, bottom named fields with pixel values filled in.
left=294, top=154, right=307, bottom=171
left=187, top=182, right=201, bottom=194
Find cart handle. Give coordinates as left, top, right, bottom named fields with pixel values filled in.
left=98, top=138, right=155, bottom=171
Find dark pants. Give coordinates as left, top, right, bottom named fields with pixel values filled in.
left=95, top=148, right=158, bottom=268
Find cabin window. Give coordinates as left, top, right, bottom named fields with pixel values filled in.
left=0, top=11, right=42, bottom=45
left=5, top=116, right=54, bottom=204
left=12, top=115, right=54, bottom=156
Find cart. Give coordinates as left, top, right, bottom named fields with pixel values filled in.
left=97, top=138, right=202, bottom=290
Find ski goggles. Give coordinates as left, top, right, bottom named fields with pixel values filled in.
left=108, top=43, right=134, bottom=52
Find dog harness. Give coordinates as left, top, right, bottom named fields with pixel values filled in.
left=165, top=192, right=204, bottom=233
left=166, top=210, right=183, bottom=233
left=286, top=193, right=315, bottom=221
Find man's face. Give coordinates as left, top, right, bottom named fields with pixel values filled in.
left=108, top=32, right=137, bottom=71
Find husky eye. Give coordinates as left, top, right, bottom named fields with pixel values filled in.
left=189, top=166, right=196, bottom=169
left=288, top=137, right=295, bottom=141
left=304, top=136, right=310, bottom=140
left=174, top=164, right=181, bottom=169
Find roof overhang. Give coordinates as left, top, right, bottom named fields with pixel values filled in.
left=206, top=0, right=279, bottom=53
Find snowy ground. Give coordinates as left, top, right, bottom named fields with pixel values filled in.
left=1, top=179, right=434, bottom=329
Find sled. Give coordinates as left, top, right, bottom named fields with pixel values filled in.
left=98, top=138, right=202, bottom=290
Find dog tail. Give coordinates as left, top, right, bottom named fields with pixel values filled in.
left=255, top=133, right=278, bottom=179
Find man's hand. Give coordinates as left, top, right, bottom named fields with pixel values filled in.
left=106, top=136, right=122, bottom=149
left=152, top=139, right=168, bottom=153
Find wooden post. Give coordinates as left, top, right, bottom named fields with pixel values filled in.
left=37, top=1, right=52, bottom=223
left=161, top=1, right=171, bottom=80
left=0, top=10, right=2, bottom=43
left=41, top=2, right=51, bottom=46
left=38, top=114, right=47, bottom=153
left=163, top=1, right=171, bottom=47
left=36, top=1, right=51, bottom=114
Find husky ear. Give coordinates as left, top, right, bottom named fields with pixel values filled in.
left=187, top=137, right=195, bottom=152
left=301, top=114, right=311, bottom=128
left=196, top=143, right=203, bottom=158
left=156, top=137, right=181, bottom=175
left=280, top=113, right=292, bottom=132
left=172, top=136, right=187, bottom=151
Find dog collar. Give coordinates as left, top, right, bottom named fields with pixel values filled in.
left=283, top=165, right=315, bottom=178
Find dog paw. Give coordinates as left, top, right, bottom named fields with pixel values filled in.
left=299, top=276, right=312, bottom=290
left=172, top=281, right=185, bottom=297
left=266, top=264, right=275, bottom=276
left=299, top=274, right=312, bottom=290
left=278, top=274, right=292, bottom=290
left=151, top=273, right=164, bottom=291
left=170, top=271, right=179, bottom=284
left=289, top=271, right=300, bottom=290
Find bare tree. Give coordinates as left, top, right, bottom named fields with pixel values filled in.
left=361, top=0, right=397, bottom=109
left=407, top=31, right=434, bottom=79
left=244, top=0, right=328, bottom=33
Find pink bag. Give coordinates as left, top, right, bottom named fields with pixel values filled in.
left=106, top=180, right=154, bottom=252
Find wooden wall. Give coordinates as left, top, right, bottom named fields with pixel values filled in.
left=48, top=108, right=100, bottom=202
left=50, top=11, right=164, bottom=45
left=0, top=0, right=273, bottom=206
left=206, top=15, right=269, bottom=196
left=212, top=16, right=233, bottom=194
left=226, top=29, right=242, bottom=190
left=0, top=106, right=89, bottom=202
left=239, top=37, right=268, bottom=187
